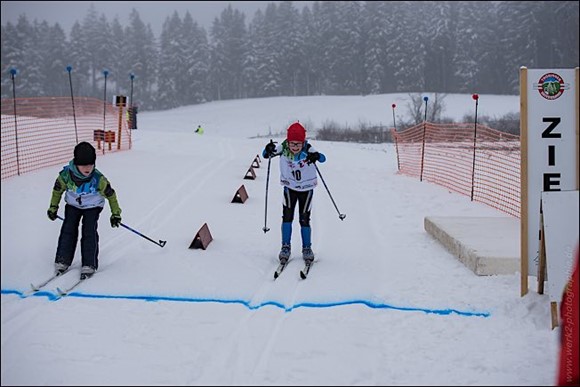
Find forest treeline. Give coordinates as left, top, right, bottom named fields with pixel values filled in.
left=1, top=1, right=578, bottom=112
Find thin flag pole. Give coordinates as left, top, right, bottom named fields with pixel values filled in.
left=470, top=93, right=479, bottom=201
left=420, top=96, right=429, bottom=182
left=10, top=68, right=21, bottom=175
left=392, top=103, right=400, bottom=171
left=66, top=65, right=79, bottom=144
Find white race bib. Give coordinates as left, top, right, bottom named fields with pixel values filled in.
left=279, top=157, right=318, bottom=191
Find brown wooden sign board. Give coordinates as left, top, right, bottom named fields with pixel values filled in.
left=189, top=223, right=213, bottom=250
left=232, top=184, right=249, bottom=203
left=243, top=166, right=256, bottom=180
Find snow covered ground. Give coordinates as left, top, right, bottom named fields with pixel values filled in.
left=1, top=93, right=560, bottom=386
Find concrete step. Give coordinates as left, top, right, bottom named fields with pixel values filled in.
left=424, top=216, right=520, bottom=276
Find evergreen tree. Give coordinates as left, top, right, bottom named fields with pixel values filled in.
left=298, top=5, right=318, bottom=96
left=93, top=14, right=114, bottom=101
left=1, top=22, right=22, bottom=97
left=500, top=1, right=540, bottom=94
left=67, top=21, right=91, bottom=98
left=474, top=3, right=509, bottom=94
left=157, top=12, right=183, bottom=109
left=209, top=5, right=247, bottom=100
left=181, top=12, right=210, bottom=105
left=423, top=2, right=458, bottom=92
left=397, top=1, right=428, bottom=92
left=254, top=3, right=283, bottom=97
left=554, top=1, right=579, bottom=68
left=274, top=1, right=304, bottom=96
left=11, top=15, right=35, bottom=96
left=43, top=23, right=69, bottom=97
left=80, top=4, right=104, bottom=96
left=1, top=1, right=578, bottom=104
left=453, top=2, right=484, bottom=93
left=125, top=9, right=158, bottom=109
left=328, top=1, right=363, bottom=95
left=109, top=18, right=127, bottom=96
left=242, top=10, right=262, bottom=98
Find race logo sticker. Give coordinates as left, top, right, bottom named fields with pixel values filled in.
left=534, top=73, right=569, bottom=100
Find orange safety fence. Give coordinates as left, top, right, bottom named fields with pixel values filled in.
left=1, top=97, right=132, bottom=180
left=391, top=122, right=520, bottom=218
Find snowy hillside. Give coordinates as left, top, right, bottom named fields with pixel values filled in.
left=1, top=93, right=560, bottom=386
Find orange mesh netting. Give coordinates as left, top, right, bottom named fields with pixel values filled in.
left=391, top=122, right=520, bottom=218
left=1, top=97, right=132, bottom=180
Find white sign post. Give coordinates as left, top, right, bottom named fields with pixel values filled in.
left=520, top=67, right=579, bottom=297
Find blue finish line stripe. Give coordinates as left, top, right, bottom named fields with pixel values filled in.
left=2, top=289, right=490, bottom=317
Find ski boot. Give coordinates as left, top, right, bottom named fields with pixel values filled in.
left=279, top=244, right=291, bottom=264
left=80, top=266, right=96, bottom=280
left=54, top=262, right=69, bottom=276
left=302, top=246, right=314, bottom=265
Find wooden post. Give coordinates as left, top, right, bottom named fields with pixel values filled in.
left=537, top=206, right=546, bottom=295
left=116, top=95, right=127, bottom=150
left=520, top=67, right=529, bottom=297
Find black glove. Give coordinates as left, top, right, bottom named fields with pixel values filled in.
left=265, top=141, right=276, bottom=158
left=306, top=152, right=320, bottom=165
left=47, top=205, right=58, bottom=221
left=110, top=214, right=122, bottom=228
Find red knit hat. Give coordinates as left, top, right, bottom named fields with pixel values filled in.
left=287, top=122, right=306, bottom=142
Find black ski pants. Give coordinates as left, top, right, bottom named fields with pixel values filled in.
left=55, top=204, right=102, bottom=270
left=282, top=188, right=313, bottom=226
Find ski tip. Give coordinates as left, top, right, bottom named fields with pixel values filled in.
left=56, top=288, right=67, bottom=296
left=300, top=271, right=307, bottom=279
left=274, top=272, right=279, bottom=279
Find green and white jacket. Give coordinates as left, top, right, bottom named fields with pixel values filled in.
left=49, top=160, right=121, bottom=216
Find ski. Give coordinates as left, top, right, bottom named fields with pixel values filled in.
left=56, top=278, right=87, bottom=297
left=300, top=261, right=314, bottom=279
left=30, top=270, right=70, bottom=292
left=274, top=261, right=289, bottom=279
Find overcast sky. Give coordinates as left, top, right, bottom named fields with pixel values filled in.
left=1, top=1, right=309, bottom=36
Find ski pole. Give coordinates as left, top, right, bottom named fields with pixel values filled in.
left=263, top=141, right=275, bottom=233
left=57, top=215, right=167, bottom=247
left=120, top=222, right=167, bottom=248
left=314, top=164, right=346, bottom=220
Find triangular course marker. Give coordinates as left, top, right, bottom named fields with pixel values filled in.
left=189, top=223, right=213, bottom=250
left=232, top=184, right=249, bottom=203
left=243, top=166, right=256, bottom=180
left=252, top=157, right=260, bottom=168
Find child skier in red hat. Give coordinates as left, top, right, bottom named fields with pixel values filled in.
left=262, top=122, right=326, bottom=267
